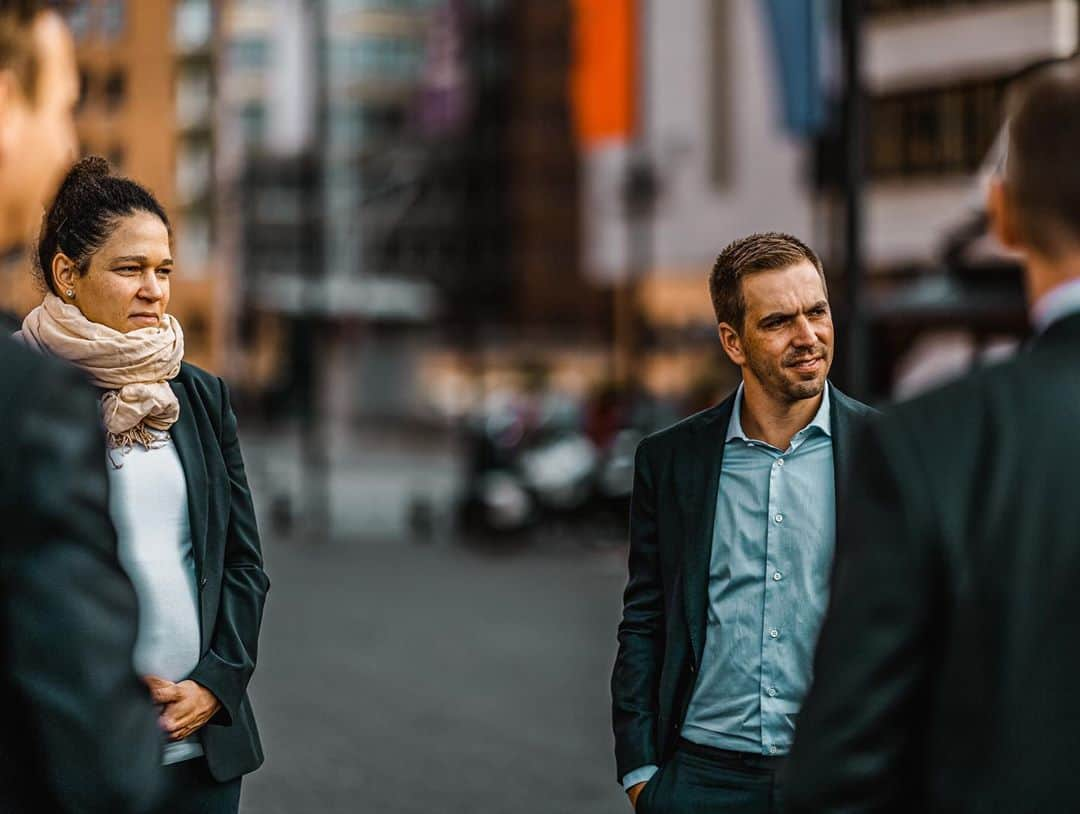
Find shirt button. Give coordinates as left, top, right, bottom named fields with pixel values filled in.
left=768, top=745, right=778, bottom=755
left=774, top=513, right=784, bottom=524
left=769, top=629, right=779, bottom=639
left=767, top=687, right=778, bottom=697
left=775, top=458, right=784, bottom=467
left=773, top=572, right=782, bottom=581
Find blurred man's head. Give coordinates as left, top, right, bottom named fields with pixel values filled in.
left=710, top=232, right=834, bottom=405
left=0, top=1, right=77, bottom=251
left=990, top=59, right=1080, bottom=303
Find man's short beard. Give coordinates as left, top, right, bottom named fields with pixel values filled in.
left=746, top=350, right=827, bottom=404
left=784, top=378, right=826, bottom=401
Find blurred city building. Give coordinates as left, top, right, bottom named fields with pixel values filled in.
left=578, top=0, right=816, bottom=402
left=0, top=0, right=228, bottom=371
left=858, top=0, right=1077, bottom=398
left=578, top=0, right=1080, bottom=404
left=863, top=0, right=1075, bottom=266
left=2, top=1, right=1066, bottom=416
left=222, top=0, right=610, bottom=425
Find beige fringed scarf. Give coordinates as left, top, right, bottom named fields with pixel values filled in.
left=15, top=293, right=185, bottom=451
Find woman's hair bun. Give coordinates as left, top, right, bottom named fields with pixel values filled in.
left=67, top=155, right=111, bottom=183
left=51, top=156, right=111, bottom=207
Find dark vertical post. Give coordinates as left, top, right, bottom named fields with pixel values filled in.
left=841, top=0, right=866, bottom=398
left=616, top=0, right=656, bottom=387
left=621, top=154, right=657, bottom=384
left=302, top=0, right=330, bottom=540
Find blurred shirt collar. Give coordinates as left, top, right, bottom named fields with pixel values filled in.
left=1032, top=277, right=1080, bottom=335
left=726, top=381, right=832, bottom=446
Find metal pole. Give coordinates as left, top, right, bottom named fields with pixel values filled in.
left=841, top=0, right=866, bottom=398
left=302, top=0, right=330, bottom=540
left=616, top=0, right=654, bottom=388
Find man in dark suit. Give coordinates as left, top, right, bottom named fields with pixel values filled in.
left=0, top=2, right=161, bottom=811
left=612, top=232, right=875, bottom=813
left=785, top=61, right=1080, bottom=813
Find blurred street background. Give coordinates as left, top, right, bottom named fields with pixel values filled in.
left=1, top=0, right=1075, bottom=810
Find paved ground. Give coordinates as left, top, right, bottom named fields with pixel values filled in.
left=240, top=531, right=632, bottom=814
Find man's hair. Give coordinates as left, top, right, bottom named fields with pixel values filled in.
left=0, top=0, right=49, bottom=99
left=1006, top=59, right=1080, bottom=256
left=709, top=231, right=826, bottom=331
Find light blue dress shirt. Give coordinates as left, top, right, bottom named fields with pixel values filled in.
left=623, top=384, right=835, bottom=790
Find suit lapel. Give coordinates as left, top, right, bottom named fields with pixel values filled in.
left=829, top=385, right=878, bottom=557
left=169, top=379, right=208, bottom=579
left=680, top=394, right=735, bottom=669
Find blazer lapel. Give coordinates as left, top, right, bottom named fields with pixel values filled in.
left=169, top=379, right=208, bottom=581
left=680, top=394, right=735, bottom=669
left=830, top=387, right=852, bottom=527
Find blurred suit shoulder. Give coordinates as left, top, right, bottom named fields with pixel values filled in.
left=0, top=337, right=103, bottom=496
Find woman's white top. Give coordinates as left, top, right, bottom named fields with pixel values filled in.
left=108, top=431, right=205, bottom=766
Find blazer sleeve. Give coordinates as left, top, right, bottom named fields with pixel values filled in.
left=189, top=377, right=270, bottom=726
left=611, top=437, right=666, bottom=782
left=5, top=362, right=162, bottom=813
left=785, top=417, right=944, bottom=812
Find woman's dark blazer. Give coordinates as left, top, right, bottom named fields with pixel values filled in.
left=168, top=362, right=269, bottom=783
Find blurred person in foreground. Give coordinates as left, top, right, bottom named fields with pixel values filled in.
left=16, top=156, right=269, bottom=814
left=785, top=60, right=1080, bottom=813
left=612, top=233, right=875, bottom=813
left=0, top=1, right=162, bottom=812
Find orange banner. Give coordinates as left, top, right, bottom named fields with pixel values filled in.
left=571, top=0, right=637, bottom=147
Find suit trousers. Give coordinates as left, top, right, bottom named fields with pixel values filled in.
left=635, top=741, right=785, bottom=814
left=154, top=758, right=242, bottom=814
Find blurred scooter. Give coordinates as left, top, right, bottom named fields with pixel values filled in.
left=460, top=398, right=597, bottom=537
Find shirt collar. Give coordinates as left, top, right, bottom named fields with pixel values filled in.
left=726, top=381, right=832, bottom=446
left=1031, top=277, right=1080, bottom=335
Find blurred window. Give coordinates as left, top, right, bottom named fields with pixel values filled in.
left=177, top=141, right=213, bottom=206
left=182, top=311, right=208, bottom=353
left=329, top=104, right=362, bottom=147
left=76, top=67, right=91, bottom=111
left=254, top=189, right=304, bottom=224
left=868, top=0, right=1038, bottom=13
left=177, top=67, right=213, bottom=130
left=328, top=103, right=406, bottom=147
left=331, top=35, right=424, bottom=81
left=66, top=0, right=92, bottom=40
left=869, top=77, right=1008, bottom=178
left=100, top=0, right=125, bottom=40
left=332, top=0, right=439, bottom=9
left=178, top=215, right=211, bottom=273
left=103, top=70, right=126, bottom=113
left=175, top=0, right=213, bottom=52
left=241, top=101, right=267, bottom=146
left=364, top=104, right=405, bottom=140
left=231, top=36, right=270, bottom=70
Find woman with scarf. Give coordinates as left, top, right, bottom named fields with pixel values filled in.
left=16, top=156, right=268, bottom=814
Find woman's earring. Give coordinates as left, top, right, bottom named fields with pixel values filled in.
left=65, top=289, right=74, bottom=298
